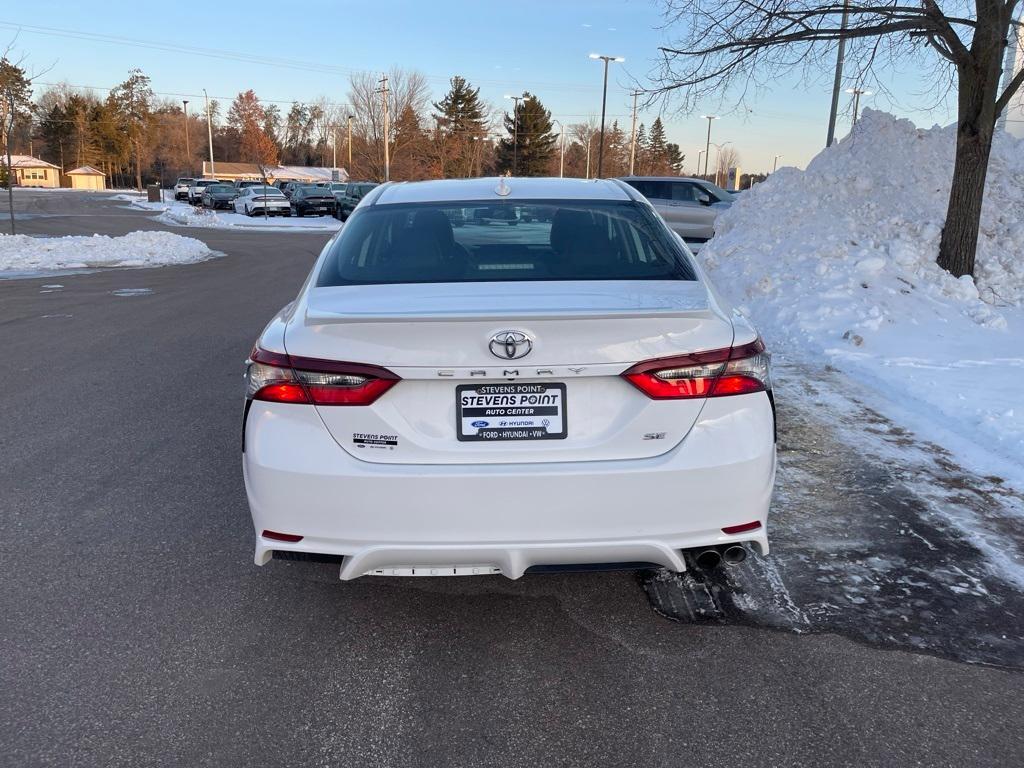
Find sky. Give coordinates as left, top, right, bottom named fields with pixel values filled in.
left=1, top=0, right=960, bottom=174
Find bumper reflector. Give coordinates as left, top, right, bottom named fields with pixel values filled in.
left=262, top=529, right=304, bottom=542
left=722, top=521, right=762, bottom=535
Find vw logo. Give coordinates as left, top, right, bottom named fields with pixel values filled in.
left=489, top=330, right=533, bottom=360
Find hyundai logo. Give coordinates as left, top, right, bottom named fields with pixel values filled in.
left=488, top=330, right=533, bottom=360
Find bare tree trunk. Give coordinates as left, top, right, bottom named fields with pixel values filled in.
left=134, top=138, right=143, bottom=191
left=937, top=16, right=1003, bottom=278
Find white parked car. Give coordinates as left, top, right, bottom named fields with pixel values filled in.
left=243, top=177, right=775, bottom=580
left=619, top=176, right=736, bottom=252
left=233, top=185, right=291, bottom=217
left=173, top=177, right=194, bottom=201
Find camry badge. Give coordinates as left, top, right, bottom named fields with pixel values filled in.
left=489, top=330, right=532, bottom=360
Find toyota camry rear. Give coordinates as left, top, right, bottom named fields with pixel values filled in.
left=242, top=177, right=775, bottom=579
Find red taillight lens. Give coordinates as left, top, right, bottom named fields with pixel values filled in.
left=622, top=339, right=770, bottom=400
left=246, top=347, right=399, bottom=406
left=722, top=521, right=762, bottom=535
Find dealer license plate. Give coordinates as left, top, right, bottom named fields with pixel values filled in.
left=456, top=383, right=567, bottom=441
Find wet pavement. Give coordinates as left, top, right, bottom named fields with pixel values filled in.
left=646, top=361, right=1024, bottom=668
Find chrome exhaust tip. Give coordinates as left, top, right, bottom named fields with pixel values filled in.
left=722, top=544, right=747, bottom=565
left=694, top=548, right=722, bottom=570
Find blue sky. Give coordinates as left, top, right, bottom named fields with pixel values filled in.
left=1, top=0, right=957, bottom=173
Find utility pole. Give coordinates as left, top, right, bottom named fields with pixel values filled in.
left=182, top=100, right=190, bottom=175
left=773, top=154, right=781, bottom=172
left=332, top=125, right=337, bottom=170
left=628, top=90, right=639, bottom=175
left=5, top=91, right=15, bottom=235
left=589, top=53, right=624, bottom=178
left=377, top=76, right=390, bottom=182
left=696, top=150, right=705, bottom=177
left=203, top=89, right=215, bottom=177
left=585, top=133, right=593, bottom=179
left=346, top=114, right=353, bottom=171
left=552, top=120, right=565, bottom=178
left=504, top=94, right=523, bottom=175
left=826, top=0, right=851, bottom=147
left=700, top=115, right=718, bottom=177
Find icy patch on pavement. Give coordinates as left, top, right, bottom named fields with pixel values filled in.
left=126, top=198, right=343, bottom=232
left=703, top=109, right=1024, bottom=483
left=0, top=231, right=217, bottom=276
left=111, top=288, right=153, bottom=297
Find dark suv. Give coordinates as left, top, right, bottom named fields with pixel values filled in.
left=333, top=182, right=379, bottom=221
left=290, top=185, right=337, bottom=217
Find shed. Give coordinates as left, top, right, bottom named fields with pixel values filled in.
left=66, top=165, right=107, bottom=191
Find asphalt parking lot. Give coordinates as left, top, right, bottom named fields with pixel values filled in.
left=2, top=190, right=1023, bottom=767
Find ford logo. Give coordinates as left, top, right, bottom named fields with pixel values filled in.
left=471, top=420, right=489, bottom=428
left=488, top=330, right=532, bottom=360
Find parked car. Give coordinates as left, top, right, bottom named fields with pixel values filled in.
left=234, top=179, right=266, bottom=190
left=233, top=185, right=291, bottom=217
left=174, top=177, right=194, bottom=201
left=187, top=178, right=221, bottom=204
left=290, top=184, right=337, bottom=216
left=278, top=181, right=305, bottom=199
left=242, top=177, right=775, bottom=580
left=201, top=183, right=239, bottom=210
left=618, top=176, right=735, bottom=251
left=333, top=182, right=379, bottom=221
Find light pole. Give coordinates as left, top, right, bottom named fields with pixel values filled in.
left=628, top=90, right=640, bottom=175
left=203, top=89, right=215, bottom=177
left=710, top=140, right=732, bottom=187
left=773, top=154, right=781, bottom=172
left=332, top=125, right=337, bottom=170
left=346, top=115, right=353, bottom=171
left=700, top=115, right=718, bottom=177
left=589, top=53, right=624, bottom=178
left=182, top=100, right=190, bottom=175
left=846, top=87, right=872, bottom=126
left=504, top=94, right=523, bottom=175
left=551, top=119, right=565, bottom=178
left=695, top=150, right=705, bottom=177
left=585, top=133, right=593, bottom=179
left=826, top=0, right=852, bottom=146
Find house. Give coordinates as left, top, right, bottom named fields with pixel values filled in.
left=201, top=161, right=348, bottom=184
left=66, top=165, right=106, bottom=191
left=2, top=155, right=61, bottom=188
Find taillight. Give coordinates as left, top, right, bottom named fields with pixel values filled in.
left=622, top=339, right=770, bottom=400
left=246, top=347, right=399, bottom=406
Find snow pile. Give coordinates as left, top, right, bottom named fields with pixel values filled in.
left=123, top=198, right=343, bottom=232
left=0, top=230, right=217, bottom=274
left=703, top=109, right=1024, bottom=479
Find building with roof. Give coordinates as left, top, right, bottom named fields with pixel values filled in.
left=66, top=165, right=106, bottom=191
left=201, top=161, right=347, bottom=184
left=2, top=155, right=61, bottom=188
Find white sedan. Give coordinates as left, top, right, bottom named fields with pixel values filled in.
left=233, top=185, right=291, bottom=217
left=242, top=177, right=775, bottom=579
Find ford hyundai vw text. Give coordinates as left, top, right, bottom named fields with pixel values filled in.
left=242, top=177, right=775, bottom=579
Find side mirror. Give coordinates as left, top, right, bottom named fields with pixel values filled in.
left=697, top=192, right=712, bottom=205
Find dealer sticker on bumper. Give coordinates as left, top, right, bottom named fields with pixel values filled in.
left=456, top=383, right=567, bottom=441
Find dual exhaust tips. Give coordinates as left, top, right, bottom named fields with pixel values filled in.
left=687, top=544, right=747, bottom=571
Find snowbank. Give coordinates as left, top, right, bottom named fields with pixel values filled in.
left=703, top=110, right=1024, bottom=480
left=0, top=230, right=217, bottom=275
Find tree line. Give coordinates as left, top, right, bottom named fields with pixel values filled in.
left=3, top=63, right=691, bottom=187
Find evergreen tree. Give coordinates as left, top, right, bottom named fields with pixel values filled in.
left=647, top=117, right=668, bottom=174
left=665, top=143, right=685, bottom=175
left=108, top=69, right=154, bottom=190
left=392, top=105, right=429, bottom=180
left=633, top=123, right=647, bottom=175
left=495, top=92, right=556, bottom=176
left=432, top=76, right=487, bottom=177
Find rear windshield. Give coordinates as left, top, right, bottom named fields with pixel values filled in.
left=317, top=200, right=696, bottom=285
left=208, top=185, right=234, bottom=193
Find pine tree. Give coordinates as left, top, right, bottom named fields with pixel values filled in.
left=392, top=105, right=429, bottom=180
left=633, top=123, right=647, bottom=175
left=432, top=76, right=487, bottom=177
left=108, top=69, right=154, bottom=190
left=495, top=93, right=556, bottom=176
left=647, top=117, right=669, bottom=175
left=665, top=143, right=685, bottom=175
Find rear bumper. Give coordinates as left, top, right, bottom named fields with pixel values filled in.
left=243, top=393, right=776, bottom=579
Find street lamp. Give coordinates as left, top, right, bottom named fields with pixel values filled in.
left=504, top=94, right=524, bottom=175
left=700, top=115, right=718, bottom=177
left=181, top=100, right=190, bottom=175
left=846, top=87, right=872, bottom=126
left=589, top=53, right=624, bottom=178
left=551, top=119, right=566, bottom=178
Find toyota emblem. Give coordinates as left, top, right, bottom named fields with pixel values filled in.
left=489, top=330, right=533, bottom=360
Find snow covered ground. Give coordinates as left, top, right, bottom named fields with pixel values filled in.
left=115, top=194, right=343, bottom=232
left=703, top=110, right=1024, bottom=486
left=0, top=230, right=218, bottom=276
